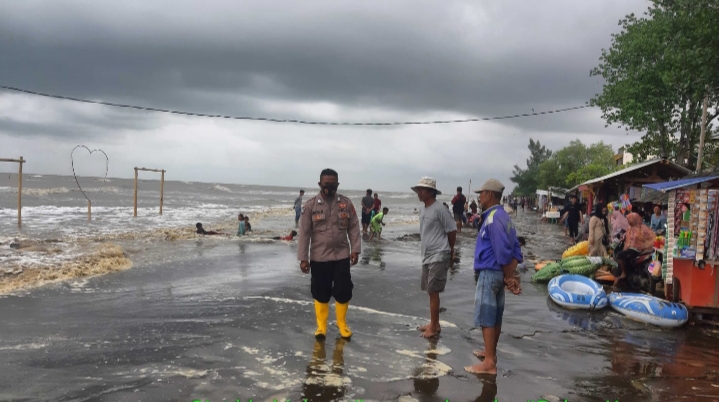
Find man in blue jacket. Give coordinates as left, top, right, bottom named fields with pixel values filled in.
left=465, top=179, right=523, bottom=375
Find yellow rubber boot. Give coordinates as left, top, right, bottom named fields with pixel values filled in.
left=335, top=302, right=352, bottom=338
left=314, top=300, right=329, bottom=339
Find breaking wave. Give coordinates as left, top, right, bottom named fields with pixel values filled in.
left=0, top=243, right=132, bottom=294
left=212, top=185, right=233, bottom=193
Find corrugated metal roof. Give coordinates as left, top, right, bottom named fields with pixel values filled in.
left=643, top=175, right=719, bottom=193
left=569, top=158, right=691, bottom=192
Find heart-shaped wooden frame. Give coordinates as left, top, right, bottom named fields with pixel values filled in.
left=71, top=145, right=109, bottom=202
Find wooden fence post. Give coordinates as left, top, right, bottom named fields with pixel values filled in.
left=160, top=170, right=165, bottom=215
left=133, top=167, right=165, bottom=217
left=134, top=168, right=138, bottom=217
left=18, top=157, right=23, bottom=228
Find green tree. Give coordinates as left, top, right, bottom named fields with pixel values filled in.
left=590, top=0, right=719, bottom=171
left=537, top=140, right=616, bottom=189
left=510, top=139, right=553, bottom=196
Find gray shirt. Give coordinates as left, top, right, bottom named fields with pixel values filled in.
left=420, top=201, right=457, bottom=264
left=294, top=196, right=303, bottom=210
left=361, top=196, right=374, bottom=212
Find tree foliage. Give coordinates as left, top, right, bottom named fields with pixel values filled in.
left=590, top=0, right=719, bottom=171
left=537, top=140, right=616, bottom=189
left=510, top=139, right=552, bottom=196
left=511, top=139, right=615, bottom=194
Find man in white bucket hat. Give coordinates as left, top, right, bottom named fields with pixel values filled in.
left=412, top=177, right=457, bottom=338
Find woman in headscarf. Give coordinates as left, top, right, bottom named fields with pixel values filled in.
left=588, top=203, right=608, bottom=256
left=609, top=205, right=630, bottom=243
left=613, top=213, right=655, bottom=287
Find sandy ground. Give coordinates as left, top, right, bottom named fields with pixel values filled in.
left=1, top=211, right=719, bottom=401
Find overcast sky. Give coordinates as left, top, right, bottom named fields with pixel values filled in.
left=0, top=0, right=652, bottom=193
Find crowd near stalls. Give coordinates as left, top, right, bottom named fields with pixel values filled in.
left=531, top=158, right=719, bottom=322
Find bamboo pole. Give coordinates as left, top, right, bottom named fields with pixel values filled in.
left=696, top=92, right=709, bottom=173
left=134, top=168, right=138, bottom=217
left=136, top=168, right=165, bottom=173
left=18, top=157, right=23, bottom=228
left=88, top=200, right=91, bottom=221
left=159, top=170, right=165, bottom=215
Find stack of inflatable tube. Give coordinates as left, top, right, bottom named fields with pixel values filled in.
left=548, top=274, right=608, bottom=310
left=608, top=292, right=689, bottom=328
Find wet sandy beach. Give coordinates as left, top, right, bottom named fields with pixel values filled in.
left=2, top=212, right=719, bottom=401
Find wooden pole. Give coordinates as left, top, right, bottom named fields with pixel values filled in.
left=696, top=92, right=709, bottom=173
left=134, top=168, right=138, bottom=217
left=17, top=157, right=23, bottom=228
left=88, top=200, right=91, bottom=221
left=159, top=170, right=165, bottom=215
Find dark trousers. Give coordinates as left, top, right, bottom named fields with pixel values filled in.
left=568, top=220, right=579, bottom=239
left=310, top=258, right=353, bottom=303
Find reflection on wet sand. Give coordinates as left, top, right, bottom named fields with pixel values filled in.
left=545, top=295, right=610, bottom=332
left=302, top=339, right=350, bottom=401
left=472, top=375, right=498, bottom=402
left=360, top=245, right=386, bottom=268
left=413, top=340, right=441, bottom=396
left=602, top=329, right=719, bottom=400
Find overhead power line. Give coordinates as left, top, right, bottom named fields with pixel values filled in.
left=0, top=84, right=591, bottom=126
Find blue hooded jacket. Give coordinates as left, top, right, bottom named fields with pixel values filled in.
left=474, top=205, right=523, bottom=271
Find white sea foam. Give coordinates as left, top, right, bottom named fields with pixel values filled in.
left=212, top=185, right=233, bottom=193
left=243, top=296, right=457, bottom=328
left=23, top=187, right=70, bottom=196
left=0, top=343, right=48, bottom=351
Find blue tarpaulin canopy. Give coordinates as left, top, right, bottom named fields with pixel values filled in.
left=643, top=176, right=719, bottom=193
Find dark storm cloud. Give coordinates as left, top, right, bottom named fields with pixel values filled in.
left=0, top=95, right=163, bottom=140
left=0, top=0, right=650, bottom=130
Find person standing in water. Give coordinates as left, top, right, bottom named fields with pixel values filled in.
left=413, top=177, right=457, bottom=338
left=466, top=179, right=522, bottom=375
left=298, top=169, right=361, bottom=339
left=294, top=189, right=305, bottom=228
left=361, top=189, right=374, bottom=235
left=451, top=187, right=467, bottom=233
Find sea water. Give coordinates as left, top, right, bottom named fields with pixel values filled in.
left=0, top=173, right=434, bottom=277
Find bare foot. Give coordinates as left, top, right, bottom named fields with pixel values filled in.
left=420, top=327, right=440, bottom=338
left=472, top=350, right=498, bottom=363
left=464, top=361, right=497, bottom=375
left=417, top=323, right=441, bottom=333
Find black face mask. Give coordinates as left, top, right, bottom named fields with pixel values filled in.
left=321, top=184, right=338, bottom=196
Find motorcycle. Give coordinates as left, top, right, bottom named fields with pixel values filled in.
left=610, top=232, right=657, bottom=293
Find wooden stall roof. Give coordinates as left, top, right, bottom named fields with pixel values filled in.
left=569, top=158, right=691, bottom=193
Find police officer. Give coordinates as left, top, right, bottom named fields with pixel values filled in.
left=298, top=168, right=361, bottom=339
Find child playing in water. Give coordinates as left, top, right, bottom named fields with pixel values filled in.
left=273, top=230, right=297, bottom=241
left=369, top=207, right=389, bottom=241
left=237, top=214, right=246, bottom=236
left=244, top=216, right=252, bottom=232
left=196, top=223, right=223, bottom=235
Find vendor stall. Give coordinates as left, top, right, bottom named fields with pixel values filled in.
left=644, top=175, right=719, bottom=312
left=572, top=158, right=690, bottom=216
